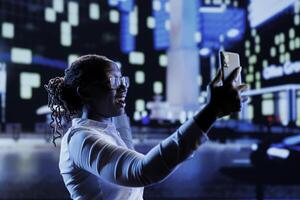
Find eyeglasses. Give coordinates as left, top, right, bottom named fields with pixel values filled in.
left=89, top=76, right=130, bottom=90
left=108, top=76, right=130, bottom=89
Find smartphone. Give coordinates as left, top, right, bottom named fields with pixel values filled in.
left=219, top=51, right=242, bottom=86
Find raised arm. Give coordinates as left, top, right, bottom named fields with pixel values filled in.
left=68, top=67, right=248, bottom=187
left=68, top=115, right=209, bottom=187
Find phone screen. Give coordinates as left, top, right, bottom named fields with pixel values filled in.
left=219, top=51, right=241, bottom=86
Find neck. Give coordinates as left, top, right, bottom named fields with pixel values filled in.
left=81, top=106, right=112, bottom=123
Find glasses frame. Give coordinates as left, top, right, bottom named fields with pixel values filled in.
left=90, top=76, right=130, bottom=90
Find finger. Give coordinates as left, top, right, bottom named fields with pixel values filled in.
left=224, top=67, right=241, bottom=85
left=237, top=84, right=248, bottom=93
left=211, top=69, right=222, bottom=86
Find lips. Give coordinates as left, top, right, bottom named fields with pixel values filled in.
left=115, top=94, right=126, bottom=107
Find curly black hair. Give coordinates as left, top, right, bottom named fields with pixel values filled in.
left=45, top=55, right=115, bottom=145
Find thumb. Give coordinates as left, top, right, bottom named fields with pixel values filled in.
left=211, top=69, right=222, bottom=86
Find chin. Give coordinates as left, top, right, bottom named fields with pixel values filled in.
left=112, top=108, right=125, bottom=117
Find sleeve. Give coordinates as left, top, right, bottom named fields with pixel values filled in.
left=68, top=118, right=209, bottom=187
left=112, top=113, right=134, bottom=149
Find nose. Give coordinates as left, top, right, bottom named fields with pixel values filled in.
left=117, top=83, right=127, bottom=93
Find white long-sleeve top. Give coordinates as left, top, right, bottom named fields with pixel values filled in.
left=59, top=114, right=208, bottom=200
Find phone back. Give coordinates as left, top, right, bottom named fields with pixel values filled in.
left=219, top=51, right=241, bottom=86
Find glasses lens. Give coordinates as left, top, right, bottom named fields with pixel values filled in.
left=109, top=77, right=117, bottom=89
left=108, top=76, right=130, bottom=89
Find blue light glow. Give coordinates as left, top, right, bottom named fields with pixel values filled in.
left=199, top=7, right=246, bottom=49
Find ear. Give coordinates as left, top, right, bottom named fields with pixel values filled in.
left=76, top=86, right=93, bottom=101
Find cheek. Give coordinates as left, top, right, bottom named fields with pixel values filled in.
left=105, top=91, right=116, bottom=104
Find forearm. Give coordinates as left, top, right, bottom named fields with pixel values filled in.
left=140, top=117, right=211, bottom=184
left=193, top=104, right=217, bottom=133
left=70, top=107, right=215, bottom=187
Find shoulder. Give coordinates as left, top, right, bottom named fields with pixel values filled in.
left=67, top=126, right=101, bottom=146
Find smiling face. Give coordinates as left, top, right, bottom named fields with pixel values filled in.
left=83, top=62, right=128, bottom=118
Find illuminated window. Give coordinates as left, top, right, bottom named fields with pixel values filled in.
left=11, top=47, right=32, bottom=64
left=68, top=54, right=78, bottom=66
left=263, top=93, right=273, bottom=99
left=159, top=54, right=168, bottom=67
left=2, top=22, right=14, bottom=39
left=205, top=0, right=211, bottom=4
left=262, top=99, right=274, bottom=115
left=249, top=65, right=254, bottom=73
left=279, top=44, right=285, bottom=53
left=246, top=74, right=254, bottom=83
left=109, top=10, right=119, bottom=23
left=295, top=1, right=300, bottom=13
left=89, top=3, right=100, bottom=20
left=279, top=54, right=285, bottom=64
left=249, top=55, right=257, bottom=64
left=129, top=52, right=145, bottom=65
left=275, top=35, right=280, bottom=45
left=233, top=0, right=238, bottom=7
left=20, top=72, right=40, bottom=99
left=153, top=0, right=161, bottom=11
left=45, top=8, right=56, bottom=22
left=251, top=29, right=256, bottom=37
left=129, top=7, right=138, bottom=35
left=61, top=22, right=72, bottom=46
left=295, top=37, right=300, bottom=48
left=255, top=36, right=260, bottom=43
left=255, top=81, right=261, bottom=89
left=147, top=17, right=155, bottom=29
left=225, top=0, right=231, bottom=5
left=194, top=32, right=202, bottom=43
left=197, top=75, right=202, bottom=86
left=108, top=0, right=119, bottom=6
left=68, top=2, right=79, bottom=26
left=262, top=60, right=268, bottom=68
left=133, top=111, right=141, bottom=121
left=270, top=47, right=276, bottom=57
left=153, top=81, right=163, bottom=94
left=255, top=45, right=260, bottom=53
left=285, top=52, right=291, bottom=62
left=289, top=40, right=295, bottom=50
left=245, top=49, right=250, bottom=57
left=135, top=99, right=145, bottom=111
left=135, top=71, right=145, bottom=84
left=297, top=97, right=300, bottom=126
left=245, top=40, right=250, bottom=48
left=289, top=28, right=295, bottom=39
left=53, top=0, right=64, bottom=13
left=165, top=2, right=170, bottom=12
left=255, top=72, right=260, bottom=80
left=279, top=92, right=288, bottom=126
left=294, top=14, right=300, bottom=25
left=0, top=63, right=7, bottom=93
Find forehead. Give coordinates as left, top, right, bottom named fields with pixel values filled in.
left=106, top=63, right=121, bottom=77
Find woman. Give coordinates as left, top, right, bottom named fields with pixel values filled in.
left=45, top=54, right=247, bottom=200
